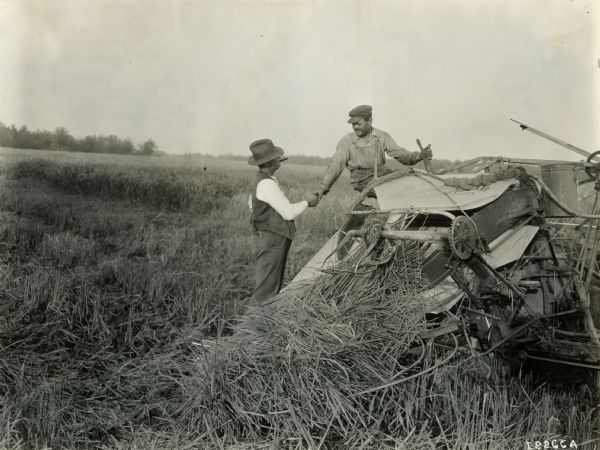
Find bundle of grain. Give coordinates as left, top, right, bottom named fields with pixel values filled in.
left=181, top=240, right=443, bottom=447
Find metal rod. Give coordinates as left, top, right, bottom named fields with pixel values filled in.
left=511, top=119, right=600, bottom=161
left=346, top=229, right=449, bottom=242
left=520, top=352, right=600, bottom=370
left=450, top=268, right=483, bottom=310
left=462, top=307, right=501, bottom=321
left=578, top=193, right=600, bottom=277
left=548, top=328, right=591, bottom=338
left=497, top=157, right=585, bottom=166
left=435, top=157, right=487, bottom=175
left=585, top=202, right=600, bottom=291
left=585, top=222, right=600, bottom=290
left=548, top=221, right=597, bottom=231
left=477, top=254, right=527, bottom=301
left=573, top=279, right=600, bottom=348
left=346, top=208, right=456, bottom=220
left=381, top=230, right=448, bottom=241
left=436, top=156, right=580, bottom=175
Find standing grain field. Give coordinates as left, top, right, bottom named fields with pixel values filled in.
left=0, top=147, right=597, bottom=450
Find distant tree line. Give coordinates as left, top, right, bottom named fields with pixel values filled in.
left=0, top=122, right=160, bottom=156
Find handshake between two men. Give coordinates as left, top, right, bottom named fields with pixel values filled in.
left=247, top=104, right=434, bottom=305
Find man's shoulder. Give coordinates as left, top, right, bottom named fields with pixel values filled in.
left=257, top=177, right=277, bottom=186
left=255, top=177, right=281, bottom=199
left=337, top=132, right=356, bottom=147
left=371, top=127, right=391, bottom=139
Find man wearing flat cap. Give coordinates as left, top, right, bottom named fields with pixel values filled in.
left=248, top=139, right=319, bottom=304
left=317, top=105, right=433, bottom=196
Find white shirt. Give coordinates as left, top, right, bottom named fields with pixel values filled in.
left=248, top=176, right=308, bottom=220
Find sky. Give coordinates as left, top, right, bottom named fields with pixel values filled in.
left=0, top=0, right=598, bottom=161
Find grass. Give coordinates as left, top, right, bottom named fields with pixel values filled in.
left=0, top=147, right=597, bottom=449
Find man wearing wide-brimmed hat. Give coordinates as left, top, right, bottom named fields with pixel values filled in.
left=317, top=104, right=433, bottom=196
left=248, top=139, right=319, bottom=304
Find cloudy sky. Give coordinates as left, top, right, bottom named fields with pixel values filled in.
left=1, top=0, right=598, bottom=161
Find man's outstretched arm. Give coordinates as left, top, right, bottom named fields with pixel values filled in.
left=318, top=139, right=350, bottom=195
left=256, top=179, right=311, bottom=220
left=383, top=132, right=431, bottom=165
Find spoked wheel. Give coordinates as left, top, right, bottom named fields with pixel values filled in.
left=448, top=216, right=479, bottom=260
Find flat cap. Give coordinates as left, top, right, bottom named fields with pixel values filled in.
left=347, top=104, right=372, bottom=123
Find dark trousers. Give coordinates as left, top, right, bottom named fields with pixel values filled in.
left=251, top=231, right=292, bottom=305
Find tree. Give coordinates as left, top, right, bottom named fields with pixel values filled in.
left=52, top=127, right=76, bottom=151
left=140, top=139, right=157, bottom=156
left=0, top=122, right=15, bottom=148
left=0, top=120, right=159, bottom=156
left=121, top=138, right=134, bottom=154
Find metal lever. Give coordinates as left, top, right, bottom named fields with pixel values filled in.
left=416, top=138, right=435, bottom=174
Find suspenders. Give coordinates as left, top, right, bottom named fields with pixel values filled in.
left=373, top=135, right=381, bottom=180
left=350, top=132, right=383, bottom=179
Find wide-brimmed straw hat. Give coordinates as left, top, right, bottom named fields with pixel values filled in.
left=248, top=138, right=285, bottom=166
